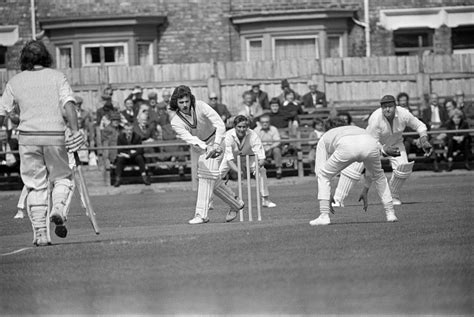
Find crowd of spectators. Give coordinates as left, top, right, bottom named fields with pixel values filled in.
left=2, top=79, right=472, bottom=184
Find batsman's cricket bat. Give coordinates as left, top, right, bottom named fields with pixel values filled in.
left=74, top=152, right=100, bottom=234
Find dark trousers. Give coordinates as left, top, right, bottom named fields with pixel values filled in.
left=115, top=154, right=147, bottom=177
left=447, top=137, right=471, bottom=161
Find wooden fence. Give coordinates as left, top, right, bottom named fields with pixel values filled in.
left=1, top=54, right=473, bottom=115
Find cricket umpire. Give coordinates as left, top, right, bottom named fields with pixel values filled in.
left=0, top=40, right=84, bottom=246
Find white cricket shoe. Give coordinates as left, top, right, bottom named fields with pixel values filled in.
left=386, top=212, right=398, bottom=222
left=309, top=214, right=331, bottom=226
left=332, top=199, right=344, bottom=208
left=33, top=228, right=50, bottom=247
left=262, top=199, right=276, bottom=208
left=13, top=209, right=25, bottom=219
left=392, top=198, right=402, bottom=205
left=188, top=215, right=210, bottom=225
left=226, top=198, right=244, bottom=222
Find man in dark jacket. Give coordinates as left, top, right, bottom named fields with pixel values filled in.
left=114, top=124, right=150, bottom=187
left=302, top=80, right=327, bottom=113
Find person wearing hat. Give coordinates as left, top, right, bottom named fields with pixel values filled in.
left=332, top=94, right=432, bottom=206
left=277, top=79, right=302, bottom=106
left=248, top=83, right=270, bottom=110
left=208, top=92, right=232, bottom=129
left=125, top=85, right=146, bottom=115
left=302, top=80, right=327, bottom=113
left=101, top=111, right=122, bottom=169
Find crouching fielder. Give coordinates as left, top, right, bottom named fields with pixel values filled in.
left=0, top=40, right=84, bottom=246
left=170, top=86, right=244, bottom=224
left=220, top=115, right=276, bottom=221
left=310, top=118, right=398, bottom=226
left=333, top=95, right=432, bottom=206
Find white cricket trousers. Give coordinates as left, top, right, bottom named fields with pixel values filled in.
left=316, top=134, right=392, bottom=204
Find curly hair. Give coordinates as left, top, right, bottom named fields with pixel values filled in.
left=169, top=85, right=196, bottom=111
left=233, top=115, right=249, bottom=127
left=396, top=92, right=410, bottom=103
left=19, top=40, right=53, bottom=71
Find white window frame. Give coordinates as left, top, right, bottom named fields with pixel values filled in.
left=271, top=35, right=320, bottom=61
left=327, top=35, right=343, bottom=58
left=81, top=42, right=128, bottom=66
left=245, top=38, right=264, bottom=61
left=56, top=45, right=73, bottom=68
left=137, top=42, right=153, bottom=65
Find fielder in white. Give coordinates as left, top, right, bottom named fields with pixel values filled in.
left=0, top=40, right=84, bottom=246
left=170, top=85, right=244, bottom=224
left=310, top=118, right=398, bottom=226
left=333, top=95, right=432, bottom=206
left=221, top=115, right=277, bottom=216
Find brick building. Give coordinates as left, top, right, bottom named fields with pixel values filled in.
left=0, top=0, right=472, bottom=69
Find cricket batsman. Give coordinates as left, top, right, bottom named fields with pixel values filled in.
left=219, top=115, right=276, bottom=221
left=310, top=118, right=398, bottom=225
left=0, top=40, right=85, bottom=246
left=170, top=85, right=244, bottom=224
left=333, top=95, right=432, bottom=206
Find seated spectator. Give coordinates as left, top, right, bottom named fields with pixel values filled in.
left=126, top=85, right=146, bottom=115
left=114, top=124, right=150, bottom=187
left=397, top=92, right=422, bottom=155
left=208, top=92, right=232, bottom=129
left=397, top=92, right=417, bottom=114
left=96, top=94, right=119, bottom=131
left=277, top=79, right=302, bottom=105
left=254, top=114, right=283, bottom=179
left=133, top=103, right=155, bottom=141
left=443, top=109, right=471, bottom=171
left=120, top=98, right=136, bottom=125
left=238, top=90, right=264, bottom=129
left=249, top=83, right=270, bottom=110
left=337, top=111, right=354, bottom=126
left=444, top=99, right=457, bottom=118
left=101, top=112, right=122, bottom=169
left=157, top=89, right=172, bottom=111
left=421, top=93, right=449, bottom=130
left=307, top=118, right=325, bottom=175
left=268, top=98, right=294, bottom=137
left=302, top=80, right=327, bottom=113
left=454, top=89, right=474, bottom=123
left=4, top=103, right=20, bottom=167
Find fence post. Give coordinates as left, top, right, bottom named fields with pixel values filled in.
left=416, top=73, right=431, bottom=107
left=207, top=59, right=221, bottom=97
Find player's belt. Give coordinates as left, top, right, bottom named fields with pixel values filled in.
left=19, top=130, right=65, bottom=136
left=202, top=129, right=216, bottom=142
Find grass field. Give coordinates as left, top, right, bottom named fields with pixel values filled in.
left=0, top=173, right=472, bottom=315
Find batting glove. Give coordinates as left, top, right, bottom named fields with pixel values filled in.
left=382, top=145, right=401, bottom=157
left=419, top=135, right=433, bottom=157
left=205, top=143, right=223, bottom=159
left=65, top=130, right=86, bottom=153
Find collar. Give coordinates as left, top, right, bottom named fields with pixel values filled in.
left=176, top=105, right=197, bottom=129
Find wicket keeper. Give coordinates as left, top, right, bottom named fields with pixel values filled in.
left=333, top=95, right=432, bottom=206
left=170, top=85, right=244, bottom=224
left=311, top=118, right=398, bottom=225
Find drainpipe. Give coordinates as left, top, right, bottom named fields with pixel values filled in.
left=364, top=0, right=370, bottom=57
left=31, top=0, right=36, bottom=40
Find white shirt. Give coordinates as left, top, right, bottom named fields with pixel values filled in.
left=224, top=128, right=265, bottom=161
left=430, top=105, right=441, bottom=128
left=170, top=100, right=226, bottom=150
left=366, top=107, right=427, bottom=148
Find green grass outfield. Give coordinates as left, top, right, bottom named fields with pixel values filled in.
left=0, top=173, right=472, bottom=315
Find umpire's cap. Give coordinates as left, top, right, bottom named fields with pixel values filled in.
left=380, top=95, right=396, bottom=106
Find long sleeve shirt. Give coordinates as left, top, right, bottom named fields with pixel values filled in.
left=366, top=107, right=427, bottom=149
left=319, top=125, right=367, bottom=156
left=170, top=100, right=226, bottom=150
left=0, top=67, right=75, bottom=146
left=224, top=128, right=265, bottom=161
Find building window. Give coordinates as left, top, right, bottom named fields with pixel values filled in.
left=327, top=35, right=342, bottom=58
left=137, top=42, right=153, bottom=65
left=452, top=25, right=474, bottom=54
left=246, top=39, right=263, bottom=61
left=56, top=46, right=72, bottom=68
left=0, top=46, right=6, bottom=68
left=393, top=28, right=434, bottom=56
left=82, top=43, right=128, bottom=66
left=273, top=36, right=319, bottom=60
